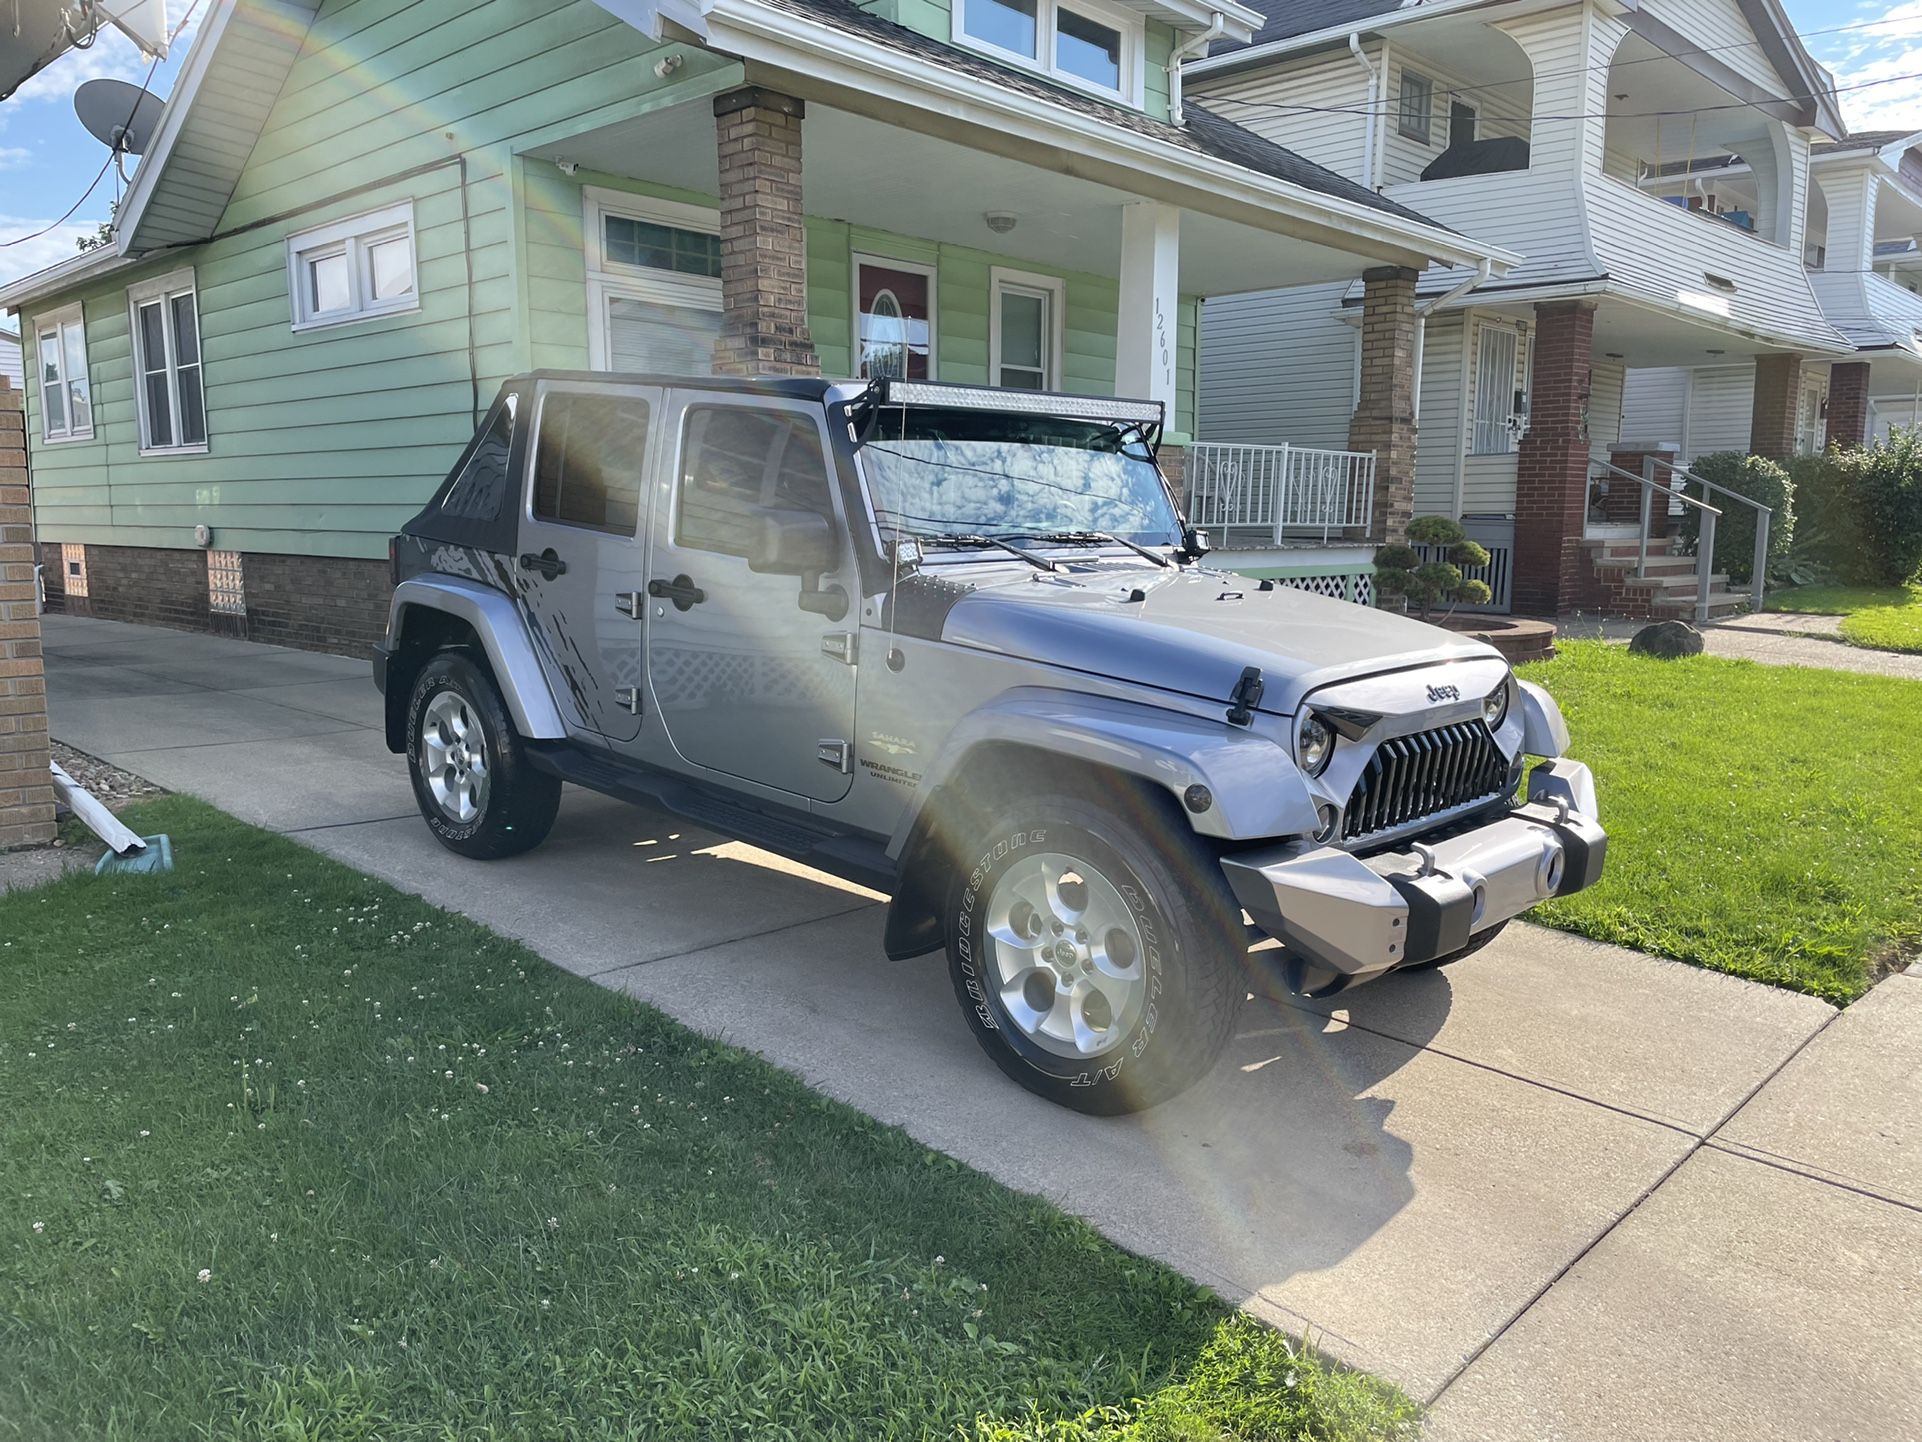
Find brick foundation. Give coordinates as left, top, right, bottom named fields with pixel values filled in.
left=1749, top=353, right=1803, bottom=462
left=1347, top=266, right=1419, bottom=543
left=39, top=541, right=390, bottom=657
left=0, top=381, right=55, bottom=849
left=712, top=87, right=818, bottom=378
left=1511, top=300, right=1596, bottom=617
left=1825, top=362, right=1871, bottom=450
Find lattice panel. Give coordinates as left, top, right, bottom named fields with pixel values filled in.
left=207, top=550, right=245, bottom=614
left=1274, top=572, right=1371, bottom=606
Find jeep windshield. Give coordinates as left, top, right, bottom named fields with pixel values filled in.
left=854, top=406, right=1182, bottom=549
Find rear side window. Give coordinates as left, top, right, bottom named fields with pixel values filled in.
left=438, top=394, right=516, bottom=522
left=532, top=392, right=650, bottom=535
left=677, top=406, right=834, bottom=558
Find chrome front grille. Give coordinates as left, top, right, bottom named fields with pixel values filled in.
left=1342, top=721, right=1510, bottom=841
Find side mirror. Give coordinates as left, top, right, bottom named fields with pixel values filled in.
left=749, top=507, right=838, bottom=577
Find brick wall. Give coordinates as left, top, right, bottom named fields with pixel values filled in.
left=1825, top=362, right=1871, bottom=450
left=35, top=540, right=389, bottom=657
left=0, top=381, right=55, bottom=849
left=1511, top=300, right=1596, bottom=617
left=1749, top=353, right=1803, bottom=461
left=712, top=86, right=819, bottom=378
left=1346, top=266, right=1419, bottom=543
left=1600, top=445, right=1681, bottom=525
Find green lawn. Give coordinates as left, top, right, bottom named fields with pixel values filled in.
left=0, top=796, right=1415, bottom=1442
left=1521, top=643, right=1922, bottom=1003
left=1767, top=582, right=1922, bottom=655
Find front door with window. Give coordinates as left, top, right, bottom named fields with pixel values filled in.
left=644, top=394, right=857, bottom=804
left=856, top=259, right=933, bottom=380
left=516, top=382, right=660, bottom=746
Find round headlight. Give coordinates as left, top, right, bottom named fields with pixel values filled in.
left=1483, top=682, right=1511, bottom=729
left=1298, top=714, right=1334, bottom=776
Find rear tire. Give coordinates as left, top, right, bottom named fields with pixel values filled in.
left=943, top=785, right=1245, bottom=1115
left=406, top=652, right=560, bottom=859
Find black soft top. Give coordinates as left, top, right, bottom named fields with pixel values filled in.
left=516, top=370, right=844, bottom=402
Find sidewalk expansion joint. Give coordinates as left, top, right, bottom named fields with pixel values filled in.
left=1418, top=1004, right=1843, bottom=1409
left=579, top=899, right=884, bottom=982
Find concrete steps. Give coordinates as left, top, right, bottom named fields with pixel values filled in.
left=1579, top=534, right=1752, bottom=621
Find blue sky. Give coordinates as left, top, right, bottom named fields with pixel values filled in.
left=0, top=0, right=1916, bottom=291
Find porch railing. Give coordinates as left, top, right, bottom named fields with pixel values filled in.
left=1594, top=456, right=1766, bottom=624
left=1184, top=442, right=1377, bottom=545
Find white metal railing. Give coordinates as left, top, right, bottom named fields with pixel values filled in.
left=1184, top=442, right=1377, bottom=545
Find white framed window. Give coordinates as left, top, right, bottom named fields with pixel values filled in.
left=127, top=269, right=207, bottom=455
left=1398, top=69, right=1434, bottom=144
left=954, top=0, right=1143, bottom=104
left=1470, top=320, right=1525, bottom=455
left=989, top=268, right=1065, bottom=391
left=34, top=304, right=93, bottom=443
left=582, top=188, right=723, bottom=375
left=286, top=202, right=418, bottom=330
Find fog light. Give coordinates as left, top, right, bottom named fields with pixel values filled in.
left=1313, top=804, right=1340, bottom=843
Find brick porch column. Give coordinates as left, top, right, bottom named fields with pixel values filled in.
left=1511, top=299, right=1596, bottom=617
left=1825, top=361, right=1872, bottom=450
left=712, top=86, right=818, bottom=378
left=1346, top=266, right=1419, bottom=543
left=1749, top=352, right=1803, bottom=461
left=0, top=381, right=56, bottom=849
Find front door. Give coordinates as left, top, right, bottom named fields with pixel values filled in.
left=516, top=382, right=660, bottom=745
left=644, top=393, right=857, bottom=803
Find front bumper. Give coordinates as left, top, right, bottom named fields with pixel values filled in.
left=1221, top=759, right=1606, bottom=996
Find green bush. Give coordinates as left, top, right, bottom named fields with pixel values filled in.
left=1375, top=516, right=1491, bottom=620
left=1677, top=451, right=1794, bottom=584
left=1847, top=429, right=1922, bottom=585
left=1775, top=452, right=1853, bottom=587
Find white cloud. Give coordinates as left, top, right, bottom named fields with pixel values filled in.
left=8, top=0, right=204, bottom=106
left=0, top=218, right=106, bottom=292
left=0, top=148, right=32, bottom=170
left=1817, top=1, right=1922, bottom=131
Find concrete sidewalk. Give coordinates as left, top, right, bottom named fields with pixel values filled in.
left=40, top=613, right=1922, bottom=1437
left=1558, top=610, right=1922, bottom=681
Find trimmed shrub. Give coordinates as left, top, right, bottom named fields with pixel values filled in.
left=1677, top=452, right=1794, bottom=584
left=1776, top=451, right=1855, bottom=587
left=1848, top=429, right=1922, bottom=585
left=1376, top=516, right=1491, bottom=620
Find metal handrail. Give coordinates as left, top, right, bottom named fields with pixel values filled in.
left=1591, top=457, right=1725, bottom=625
left=1659, top=458, right=1772, bottom=615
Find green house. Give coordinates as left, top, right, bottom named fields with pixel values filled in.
left=3, top=0, right=1499, bottom=652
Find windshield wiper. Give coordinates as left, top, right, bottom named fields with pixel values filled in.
left=918, top=533, right=1060, bottom=572
left=1014, top=530, right=1174, bottom=568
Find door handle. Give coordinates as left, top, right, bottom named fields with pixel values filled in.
left=518, top=549, right=566, bottom=580
left=647, top=574, right=706, bottom=612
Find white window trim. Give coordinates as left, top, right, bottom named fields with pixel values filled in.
left=988, top=267, right=1066, bottom=392
left=1397, top=67, right=1434, bottom=145
left=285, top=201, right=420, bottom=332
left=127, top=267, right=208, bottom=458
left=582, top=188, right=723, bottom=371
left=34, top=302, right=92, bottom=444
left=852, top=253, right=939, bottom=382
left=952, top=0, right=1144, bottom=107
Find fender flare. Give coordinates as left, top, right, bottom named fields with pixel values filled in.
left=385, top=577, right=568, bottom=741
left=1518, top=679, right=1569, bottom=758
left=880, top=689, right=1320, bottom=959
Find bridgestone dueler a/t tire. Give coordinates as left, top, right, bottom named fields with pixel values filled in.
left=944, top=789, right=1245, bottom=1115
left=406, top=652, right=561, bottom=860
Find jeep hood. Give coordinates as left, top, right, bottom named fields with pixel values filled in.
left=932, top=563, right=1501, bottom=715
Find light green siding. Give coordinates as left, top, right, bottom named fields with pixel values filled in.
left=20, top=0, right=1200, bottom=559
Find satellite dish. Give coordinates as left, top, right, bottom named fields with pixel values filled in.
left=75, top=78, right=164, bottom=156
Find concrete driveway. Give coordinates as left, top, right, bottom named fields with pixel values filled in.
left=40, top=613, right=1922, bottom=1438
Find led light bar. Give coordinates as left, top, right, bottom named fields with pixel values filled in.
left=873, top=379, right=1165, bottom=428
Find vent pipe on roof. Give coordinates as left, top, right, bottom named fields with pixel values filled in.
left=1170, top=13, right=1227, bottom=127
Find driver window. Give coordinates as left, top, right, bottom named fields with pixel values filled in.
left=677, top=406, right=835, bottom=558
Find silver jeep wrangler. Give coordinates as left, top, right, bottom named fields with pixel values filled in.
left=374, top=373, right=1604, bottom=1113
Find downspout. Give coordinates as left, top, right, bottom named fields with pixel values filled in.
left=1410, top=257, right=1493, bottom=425
left=1169, top=13, right=1227, bottom=127
left=1348, top=32, right=1379, bottom=190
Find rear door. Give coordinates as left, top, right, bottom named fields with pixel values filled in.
left=643, top=392, right=857, bottom=803
left=516, top=382, right=660, bottom=746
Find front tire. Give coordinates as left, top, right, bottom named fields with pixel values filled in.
left=944, top=788, right=1245, bottom=1115
left=406, top=652, right=560, bottom=859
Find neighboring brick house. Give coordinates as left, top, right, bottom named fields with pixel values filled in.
left=1183, top=0, right=1854, bottom=618
left=0, top=0, right=1504, bottom=654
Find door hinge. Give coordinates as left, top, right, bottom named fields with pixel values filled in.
left=614, top=687, right=641, bottom=715
left=821, top=631, right=857, bottom=665
left=816, top=739, right=852, bottom=774
left=614, top=591, right=642, bottom=619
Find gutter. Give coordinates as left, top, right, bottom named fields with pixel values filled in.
left=1409, top=258, right=1493, bottom=423
left=1347, top=32, right=1379, bottom=191
left=1169, top=13, right=1227, bottom=127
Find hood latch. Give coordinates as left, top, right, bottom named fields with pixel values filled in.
left=1225, top=666, right=1265, bottom=727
